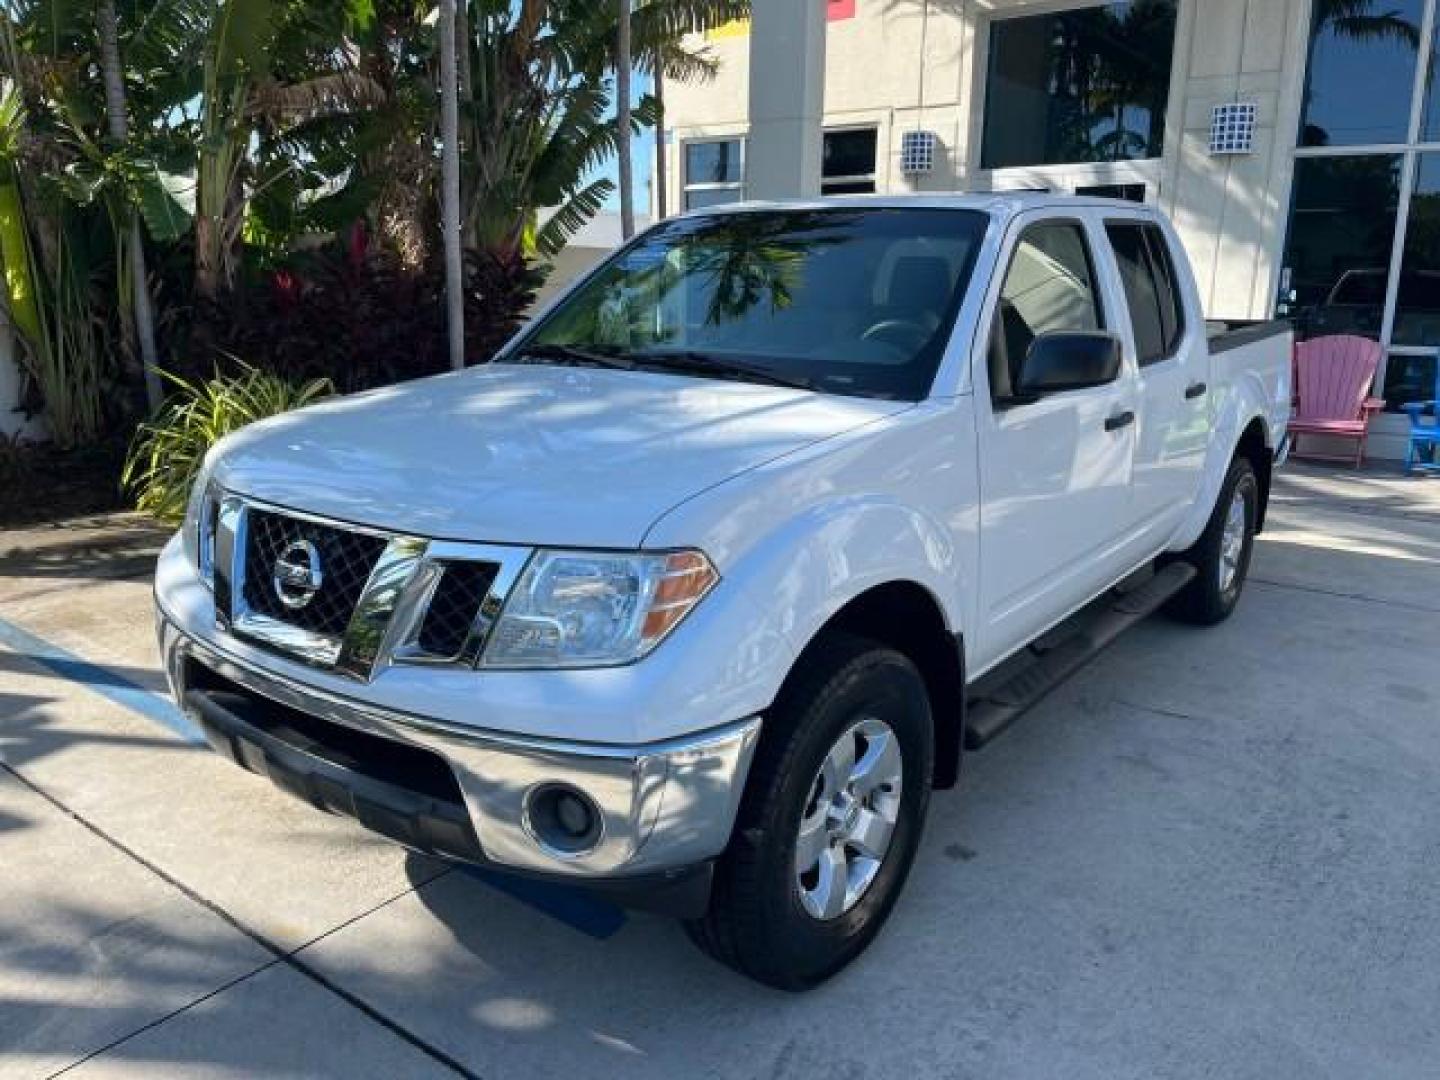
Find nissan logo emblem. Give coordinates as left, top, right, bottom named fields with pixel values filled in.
left=272, top=538, right=324, bottom=610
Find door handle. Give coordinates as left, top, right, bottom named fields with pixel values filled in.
left=1104, top=410, right=1135, bottom=432
left=1185, top=381, right=1207, bottom=400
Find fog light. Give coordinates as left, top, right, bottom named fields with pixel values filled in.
left=524, top=783, right=603, bottom=856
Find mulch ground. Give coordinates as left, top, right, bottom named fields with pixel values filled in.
left=0, top=437, right=131, bottom=528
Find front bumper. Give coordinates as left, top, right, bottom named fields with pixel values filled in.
left=157, top=613, right=760, bottom=892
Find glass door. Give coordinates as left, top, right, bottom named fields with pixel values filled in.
left=1280, top=0, right=1440, bottom=409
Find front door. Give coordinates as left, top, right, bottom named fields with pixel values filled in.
left=972, top=213, right=1139, bottom=673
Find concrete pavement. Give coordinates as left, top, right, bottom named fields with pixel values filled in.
left=1, top=464, right=1438, bottom=1079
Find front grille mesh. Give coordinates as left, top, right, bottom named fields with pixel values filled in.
left=416, top=561, right=498, bottom=658
left=243, top=510, right=387, bottom=637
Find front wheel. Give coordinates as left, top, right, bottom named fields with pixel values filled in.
left=685, top=633, right=933, bottom=991
left=1165, top=456, right=1258, bottom=625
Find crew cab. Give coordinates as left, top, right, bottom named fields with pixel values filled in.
left=154, top=195, right=1292, bottom=990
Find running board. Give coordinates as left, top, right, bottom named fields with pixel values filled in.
left=964, top=562, right=1196, bottom=750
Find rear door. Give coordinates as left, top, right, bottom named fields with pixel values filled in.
left=971, top=211, right=1140, bottom=673
left=1101, top=216, right=1211, bottom=548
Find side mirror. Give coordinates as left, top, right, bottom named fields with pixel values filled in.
left=1015, top=331, right=1122, bottom=398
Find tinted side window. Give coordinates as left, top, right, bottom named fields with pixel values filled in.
left=1145, top=225, right=1184, bottom=357
left=988, top=221, right=1103, bottom=401
left=1106, top=221, right=1184, bottom=365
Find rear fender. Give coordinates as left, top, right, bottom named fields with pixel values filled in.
left=1169, top=368, right=1278, bottom=552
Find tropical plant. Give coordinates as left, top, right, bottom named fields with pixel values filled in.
left=122, top=364, right=332, bottom=523
left=0, top=79, right=111, bottom=448
left=461, top=0, right=747, bottom=260
left=192, top=228, right=542, bottom=391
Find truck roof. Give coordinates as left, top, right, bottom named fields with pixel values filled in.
left=679, top=192, right=1161, bottom=221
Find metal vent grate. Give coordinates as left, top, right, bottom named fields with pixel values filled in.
left=242, top=511, right=387, bottom=638
left=900, top=130, right=936, bottom=175
left=1209, top=102, right=1256, bottom=155
left=415, top=561, right=499, bottom=659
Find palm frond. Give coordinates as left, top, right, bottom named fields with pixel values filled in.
left=534, top=175, right=612, bottom=257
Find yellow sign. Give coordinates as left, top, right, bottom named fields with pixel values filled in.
left=709, top=18, right=749, bottom=40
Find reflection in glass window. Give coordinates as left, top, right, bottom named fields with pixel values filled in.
left=1300, top=0, right=1423, bottom=147
left=1426, top=14, right=1440, bottom=141
left=822, top=128, right=878, bottom=195
left=522, top=209, right=989, bottom=401
left=683, top=140, right=743, bottom=210
left=686, top=141, right=741, bottom=184
left=1279, top=155, right=1401, bottom=341
left=1107, top=221, right=1183, bottom=364
left=1393, top=154, right=1440, bottom=346
left=981, top=1, right=1177, bottom=170
left=988, top=222, right=1103, bottom=401
left=1383, top=352, right=1439, bottom=407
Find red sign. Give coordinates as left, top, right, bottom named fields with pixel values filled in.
left=828, top=0, right=856, bottom=21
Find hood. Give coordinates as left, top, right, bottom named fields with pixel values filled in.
left=211, top=363, right=909, bottom=548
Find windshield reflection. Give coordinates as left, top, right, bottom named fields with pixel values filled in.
left=512, top=208, right=990, bottom=401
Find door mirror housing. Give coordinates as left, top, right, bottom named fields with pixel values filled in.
left=1013, top=331, right=1122, bottom=399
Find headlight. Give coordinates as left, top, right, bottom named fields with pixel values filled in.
left=181, top=467, right=219, bottom=589
left=479, top=549, right=718, bottom=669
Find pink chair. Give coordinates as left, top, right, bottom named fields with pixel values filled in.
left=1288, top=335, right=1385, bottom=467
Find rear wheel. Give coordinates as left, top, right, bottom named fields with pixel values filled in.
left=1165, top=457, right=1258, bottom=625
left=685, top=633, right=933, bottom=991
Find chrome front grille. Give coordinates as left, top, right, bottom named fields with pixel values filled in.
left=211, top=494, right=527, bottom=680
left=416, top=561, right=499, bottom=660
left=242, top=509, right=387, bottom=637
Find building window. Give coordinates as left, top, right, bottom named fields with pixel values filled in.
left=1077, top=182, right=1147, bottom=203
left=683, top=139, right=743, bottom=210
left=980, top=1, right=1178, bottom=171
left=822, top=128, right=877, bottom=194
left=1280, top=155, right=1402, bottom=342
left=1300, top=0, right=1423, bottom=147
left=1281, top=0, right=1440, bottom=409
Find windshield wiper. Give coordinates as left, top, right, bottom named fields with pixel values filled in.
left=630, top=350, right=817, bottom=392
left=513, top=343, right=636, bottom=371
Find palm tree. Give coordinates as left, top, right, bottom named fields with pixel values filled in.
left=617, top=0, right=635, bottom=240
left=439, top=0, right=464, bottom=368
left=96, top=0, right=162, bottom=411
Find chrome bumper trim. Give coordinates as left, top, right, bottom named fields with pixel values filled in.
left=158, top=610, right=761, bottom=878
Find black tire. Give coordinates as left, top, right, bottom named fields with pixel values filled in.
left=685, top=632, right=933, bottom=991
left=1165, top=456, right=1258, bottom=626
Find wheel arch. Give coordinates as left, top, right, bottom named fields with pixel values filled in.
left=782, top=580, right=966, bottom=790
left=1233, top=416, right=1273, bottom=532
left=1171, top=405, right=1276, bottom=551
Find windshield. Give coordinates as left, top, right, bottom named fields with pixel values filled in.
left=510, top=208, right=990, bottom=400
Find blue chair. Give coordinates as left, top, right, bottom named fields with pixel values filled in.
left=1402, top=356, right=1440, bottom=475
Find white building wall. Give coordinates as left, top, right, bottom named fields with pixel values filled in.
left=663, top=0, right=1310, bottom=324
left=0, top=323, right=45, bottom=441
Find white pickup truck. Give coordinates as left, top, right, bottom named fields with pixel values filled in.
left=155, top=195, right=1292, bottom=990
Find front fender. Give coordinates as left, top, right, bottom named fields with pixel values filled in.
left=643, top=401, right=978, bottom=722
left=717, top=495, right=962, bottom=660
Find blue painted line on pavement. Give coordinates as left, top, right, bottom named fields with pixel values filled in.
left=0, top=613, right=204, bottom=744
left=458, top=865, right=627, bottom=940
left=0, top=611, right=628, bottom=939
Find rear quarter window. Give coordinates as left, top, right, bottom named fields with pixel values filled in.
left=1106, top=221, right=1185, bottom=365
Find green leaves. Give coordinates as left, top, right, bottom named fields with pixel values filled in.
left=123, top=365, right=334, bottom=524
left=130, top=161, right=192, bottom=241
